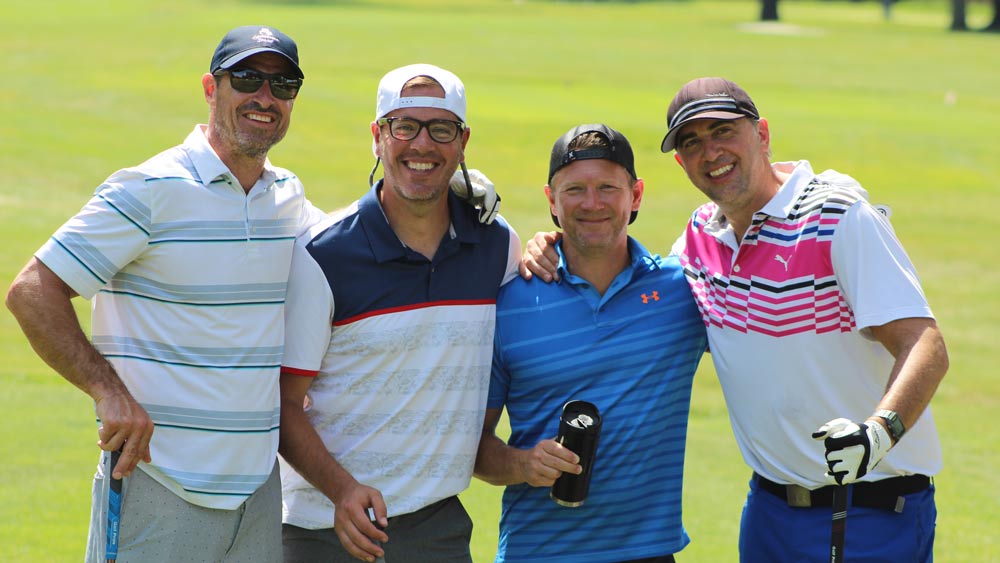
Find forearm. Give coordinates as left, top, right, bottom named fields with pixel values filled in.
left=474, top=432, right=529, bottom=486
left=278, top=395, right=358, bottom=503
left=8, top=260, right=153, bottom=475
left=872, top=322, right=949, bottom=432
left=6, top=260, right=128, bottom=401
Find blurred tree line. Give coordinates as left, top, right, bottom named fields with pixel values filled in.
left=758, top=0, right=1000, bottom=31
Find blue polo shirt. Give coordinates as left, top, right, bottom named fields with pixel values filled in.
left=488, top=237, right=707, bottom=563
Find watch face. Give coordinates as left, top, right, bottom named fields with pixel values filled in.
left=876, top=409, right=905, bottom=441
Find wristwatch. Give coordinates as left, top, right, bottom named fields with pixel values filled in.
left=873, top=409, right=906, bottom=443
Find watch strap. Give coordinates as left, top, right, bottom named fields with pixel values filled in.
left=873, top=409, right=906, bottom=442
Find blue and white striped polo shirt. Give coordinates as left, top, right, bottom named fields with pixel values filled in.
left=36, top=125, right=323, bottom=509
left=488, top=238, right=707, bottom=563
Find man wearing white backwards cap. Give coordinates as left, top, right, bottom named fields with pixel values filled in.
left=278, top=63, right=521, bottom=563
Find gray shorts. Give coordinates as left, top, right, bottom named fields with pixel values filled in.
left=282, top=495, right=473, bottom=563
left=85, top=451, right=281, bottom=563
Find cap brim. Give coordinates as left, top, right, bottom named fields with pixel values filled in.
left=659, top=110, right=747, bottom=152
left=218, top=47, right=304, bottom=78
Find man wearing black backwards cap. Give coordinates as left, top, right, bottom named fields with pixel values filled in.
left=525, top=78, right=948, bottom=562
left=7, top=25, right=325, bottom=562
left=474, top=125, right=706, bottom=563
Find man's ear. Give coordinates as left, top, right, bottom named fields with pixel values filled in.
left=544, top=184, right=560, bottom=228
left=370, top=122, right=382, bottom=158
left=202, top=73, right=216, bottom=102
left=756, top=117, right=771, bottom=146
left=631, top=178, right=645, bottom=210
left=674, top=152, right=684, bottom=169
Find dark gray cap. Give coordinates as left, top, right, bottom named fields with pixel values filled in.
left=660, top=77, right=759, bottom=152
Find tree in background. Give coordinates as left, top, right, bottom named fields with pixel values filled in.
left=948, top=0, right=1000, bottom=31
left=758, top=0, right=998, bottom=31
left=986, top=0, right=1000, bottom=30
left=950, top=0, right=969, bottom=29
left=761, top=0, right=779, bottom=21
left=951, top=0, right=1000, bottom=31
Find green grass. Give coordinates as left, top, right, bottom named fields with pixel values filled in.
left=2, top=0, right=998, bottom=561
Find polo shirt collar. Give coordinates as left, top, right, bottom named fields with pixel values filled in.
left=700, top=159, right=816, bottom=240
left=757, top=160, right=816, bottom=219
left=183, top=125, right=278, bottom=188
left=359, top=180, right=481, bottom=263
left=555, top=236, right=655, bottom=281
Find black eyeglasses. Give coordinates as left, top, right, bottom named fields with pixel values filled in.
left=377, top=117, right=465, bottom=144
left=214, top=68, right=303, bottom=100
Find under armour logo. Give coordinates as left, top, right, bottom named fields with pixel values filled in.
left=774, top=254, right=791, bottom=272
left=641, top=292, right=660, bottom=304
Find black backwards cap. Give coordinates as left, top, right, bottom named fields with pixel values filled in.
left=660, top=77, right=759, bottom=152
left=547, top=124, right=639, bottom=227
left=210, top=26, right=303, bottom=79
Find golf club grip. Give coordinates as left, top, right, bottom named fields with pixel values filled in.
left=106, top=449, right=123, bottom=563
left=830, top=485, right=848, bottom=563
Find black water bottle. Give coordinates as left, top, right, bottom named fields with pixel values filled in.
left=550, top=400, right=602, bottom=507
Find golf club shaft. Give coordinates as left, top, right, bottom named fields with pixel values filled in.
left=830, top=485, right=848, bottom=563
left=460, top=161, right=474, bottom=201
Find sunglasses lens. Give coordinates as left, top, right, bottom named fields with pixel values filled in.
left=268, top=78, right=300, bottom=100
left=231, top=77, right=264, bottom=94
left=226, top=70, right=300, bottom=100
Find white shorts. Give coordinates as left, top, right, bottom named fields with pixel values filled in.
left=85, top=451, right=281, bottom=563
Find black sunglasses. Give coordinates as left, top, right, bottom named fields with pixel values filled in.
left=214, top=68, right=303, bottom=100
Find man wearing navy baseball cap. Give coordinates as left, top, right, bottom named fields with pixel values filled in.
left=210, top=25, right=304, bottom=79
left=7, top=25, right=326, bottom=563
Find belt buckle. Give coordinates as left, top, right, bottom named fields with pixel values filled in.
left=785, top=484, right=812, bottom=508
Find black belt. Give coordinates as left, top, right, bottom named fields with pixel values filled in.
left=753, top=473, right=931, bottom=513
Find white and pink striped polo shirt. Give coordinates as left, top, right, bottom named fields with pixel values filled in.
left=675, top=160, right=941, bottom=487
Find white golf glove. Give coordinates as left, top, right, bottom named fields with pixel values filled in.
left=812, top=418, right=892, bottom=485
left=449, top=168, right=500, bottom=225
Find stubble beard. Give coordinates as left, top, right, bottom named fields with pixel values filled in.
left=213, top=105, right=288, bottom=160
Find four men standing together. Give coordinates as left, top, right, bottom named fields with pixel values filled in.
left=6, top=24, right=947, bottom=563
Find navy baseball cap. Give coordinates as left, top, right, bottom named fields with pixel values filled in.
left=547, top=124, right=639, bottom=226
left=210, top=26, right=303, bottom=79
left=660, top=77, right=759, bottom=152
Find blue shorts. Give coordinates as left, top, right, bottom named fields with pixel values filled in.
left=739, top=475, right=936, bottom=563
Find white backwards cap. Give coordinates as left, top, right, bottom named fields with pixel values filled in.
left=375, top=63, right=466, bottom=122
